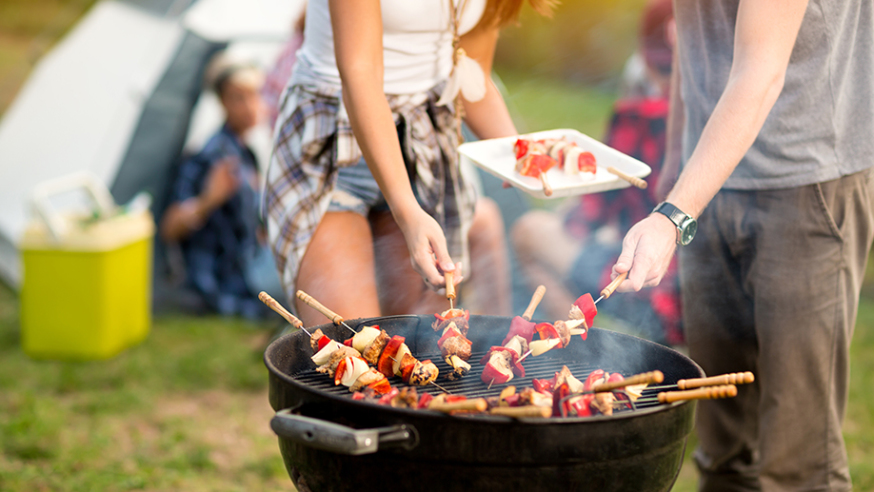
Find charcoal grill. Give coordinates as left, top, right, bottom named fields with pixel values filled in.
left=265, top=314, right=704, bottom=492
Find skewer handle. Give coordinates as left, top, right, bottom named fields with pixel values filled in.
left=489, top=406, right=551, bottom=418
left=296, top=290, right=344, bottom=325
left=259, top=291, right=303, bottom=328
left=444, top=271, right=456, bottom=302
left=539, top=173, right=553, bottom=197
left=522, top=285, right=546, bottom=321
left=607, top=166, right=648, bottom=189
left=600, top=271, right=628, bottom=300
left=591, top=370, right=664, bottom=393
left=428, top=398, right=488, bottom=414
left=658, top=384, right=738, bottom=404
left=677, top=372, right=755, bottom=390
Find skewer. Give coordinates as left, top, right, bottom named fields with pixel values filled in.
left=296, top=290, right=357, bottom=334
left=428, top=398, right=488, bottom=414
left=489, top=405, right=551, bottom=418
left=607, top=166, right=647, bottom=189
left=539, top=172, right=553, bottom=197
left=387, top=355, right=452, bottom=394
left=445, top=270, right=456, bottom=311
left=657, top=384, right=738, bottom=404
left=594, top=271, right=628, bottom=305
left=648, top=372, right=756, bottom=391
left=522, top=285, right=546, bottom=321
left=587, top=370, right=664, bottom=393
left=258, top=291, right=311, bottom=336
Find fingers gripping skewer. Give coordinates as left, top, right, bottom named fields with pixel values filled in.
left=258, top=291, right=310, bottom=336
left=595, top=271, right=628, bottom=305
left=522, top=285, right=546, bottom=321
left=607, top=166, right=647, bottom=189
left=445, top=271, right=456, bottom=310
left=296, top=290, right=357, bottom=334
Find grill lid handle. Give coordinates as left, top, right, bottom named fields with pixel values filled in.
left=271, top=409, right=419, bottom=456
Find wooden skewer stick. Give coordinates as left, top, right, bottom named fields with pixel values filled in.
left=590, top=370, right=664, bottom=393
left=607, top=166, right=647, bottom=189
left=595, top=271, right=628, bottom=305
left=258, top=291, right=310, bottom=335
left=539, top=172, right=553, bottom=197
left=445, top=270, right=456, bottom=311
left=489, top=405, right=551, bottom=418
left=296, top=290, right=357, bottom=334
left=677, top=372, right=755, bottom=390
left=592, top=371, right=665, bottom=393
left=522, top=285, right=546, bottom=321
left=428, top=398, right=488, bottom=414
left=658, top=384, right=738, bottom=404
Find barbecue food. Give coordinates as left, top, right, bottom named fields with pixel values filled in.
left=480, top=335, right=527, bottom=385
left=433, top=308, right=473, bottom=379
left=514, top=137, right=597, bottom=178
left=343, top=328, right=440, bottom=387
left=307, top=331, right=393, bottom=395
left=525, top=318, right=588, bottom=358
left=570, top=293, right=598, bottom=330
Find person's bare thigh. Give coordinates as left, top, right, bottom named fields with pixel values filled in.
left=295, top=211, right=381, bottom=327
left=370, top=210, right=446, bottom=315
left=512, top=209, right=582, bottom=275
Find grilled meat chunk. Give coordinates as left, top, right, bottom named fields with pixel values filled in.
left=408, top=360, right=439, bottom=386
left=309, top=328, right=325, bottom=353
left=316, top=345, right=358, bottom=376
left=362, top=330, right=391, bottom=365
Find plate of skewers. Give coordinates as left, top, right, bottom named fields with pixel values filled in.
left=458, top=128, right=652, bottom=199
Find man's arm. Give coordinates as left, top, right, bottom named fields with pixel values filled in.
left=614, top=0, right=810, bottom=291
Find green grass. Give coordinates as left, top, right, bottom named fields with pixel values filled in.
left=0, top=284, right=290, bottom=492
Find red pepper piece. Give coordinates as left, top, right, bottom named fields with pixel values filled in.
left=504, top=393, right=522, bottom=407
left=578, top=151, right=596, bottom=174
left=502, top=316, right=537, bottom=345
left=481, top=360, right=513, bottom=385
left=333, top=358, right=348, bottom=386
left=444, top=395, right=467, bottom=404
left=378, top=387, right=400, bottom=405
left=514, top=138, right=531, bottom=160
left=553, top=382, right=570, bottom=417
left=535, top=322, right=564, bottom=348
left=377, top=335, right=405, bottom=377
left=584, top=369, right=607, bottom=392
left=533, top=377, right=553, bottom=394
left=520, top=154, right=557, bottom=178
left=367, top=377, right=392, bottom=395
left=437, top=326, right=469, bottom=348
left=351, top=392, right=366, bottom=401
left=573, top=293, right=598, bottom=329
left=569, top=394, right=594, bottom=417
left=342, top=338, right=353, bottom=347
left=417, top=392, right=434, bottom=409
left=317, top=335, right=331, bottom=351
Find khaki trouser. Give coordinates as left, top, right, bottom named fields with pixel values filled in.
left=680, top=169, right=874, bottom=492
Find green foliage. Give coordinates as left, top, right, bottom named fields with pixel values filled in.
left=495, top=0, right=649, bottom=84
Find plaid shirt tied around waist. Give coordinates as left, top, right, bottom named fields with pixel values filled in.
left=265, top=81, right=476, bottom=302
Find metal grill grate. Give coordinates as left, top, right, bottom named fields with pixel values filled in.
left=291, top=349, right=671, bottom=413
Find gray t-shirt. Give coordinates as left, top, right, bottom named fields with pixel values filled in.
left=677, top=0, right=874, bottom=190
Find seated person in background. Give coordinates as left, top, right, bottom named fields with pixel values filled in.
left=511, top=0, right=682, bottom=345
left=160, top=52, right=282, bottom=319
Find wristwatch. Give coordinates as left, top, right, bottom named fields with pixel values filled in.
left=653, top=202, right=697, bottom=246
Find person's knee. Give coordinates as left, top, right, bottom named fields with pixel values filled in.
left=510, top=210, right=553, bottom=258
left=470, top=198, right=505, bottom=244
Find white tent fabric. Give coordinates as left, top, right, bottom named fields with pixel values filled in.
left=0, top=0, right=304, bottom=288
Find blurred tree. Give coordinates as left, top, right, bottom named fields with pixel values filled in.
left=495, top=0, right=647, bottom=85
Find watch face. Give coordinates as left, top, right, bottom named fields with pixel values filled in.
left=680, top=219, right=698, bottom=245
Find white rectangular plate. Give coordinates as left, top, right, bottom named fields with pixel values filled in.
left=458, top=129, right=652, bottom=199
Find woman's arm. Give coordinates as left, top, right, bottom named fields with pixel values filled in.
left=613, top=0, right=810, bottom=291
left=329, top=0, right=460, bottom=289
left=458, top=22, right=518, bottom=139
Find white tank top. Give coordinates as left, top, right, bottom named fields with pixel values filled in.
left=294, top=0, right=487, bottom=95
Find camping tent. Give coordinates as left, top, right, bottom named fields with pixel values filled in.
left=0, top=0, right=303, bottom=288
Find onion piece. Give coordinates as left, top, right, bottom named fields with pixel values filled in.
left=341, top=357, right=369, bottom=387
left=566, top=374, right=584, bottom=394
left=352, top=326, right=381, bottom=353
left=505, top=336, right=523, bottom=356
left=529, top=338, right=561, bottom=356
left=311, top=340, right=340, bottom=366
left=393, top=343, right=411, bottom=376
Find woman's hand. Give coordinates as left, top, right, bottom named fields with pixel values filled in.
left=396, top=206, right=463, bottom=292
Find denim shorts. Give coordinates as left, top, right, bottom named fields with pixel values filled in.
left=327, top=158, right=412, bottom=216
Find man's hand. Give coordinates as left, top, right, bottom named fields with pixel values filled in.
left=201, top=158, right=241, bottom=210
left=613, top=213, right=678, bottom=292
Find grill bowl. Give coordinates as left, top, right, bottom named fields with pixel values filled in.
left=265, top=315, right=703, bottom=492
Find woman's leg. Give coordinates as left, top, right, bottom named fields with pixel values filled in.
left=295, top=211, right=382, bottom=327
left=370, top=210, right=448, bottom=316
left=510, top=209, right=583, bottom=320
left=465, top=198, right=512, bottom=316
